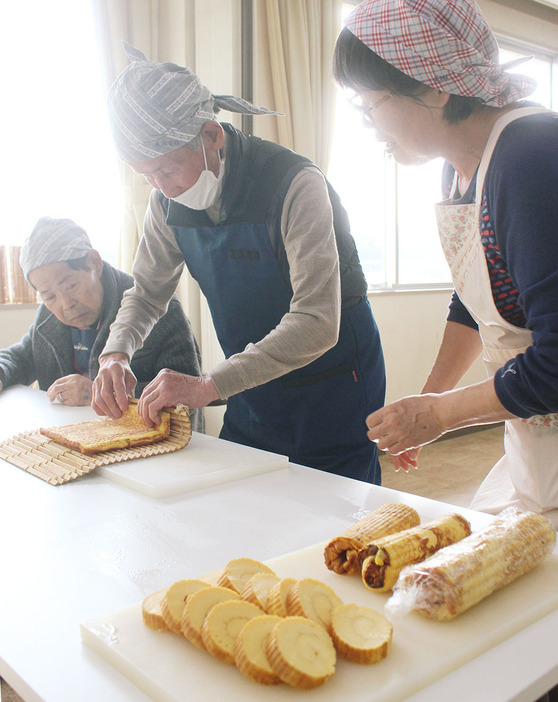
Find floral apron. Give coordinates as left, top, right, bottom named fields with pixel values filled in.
left=434, top=106, right=558, bottom=528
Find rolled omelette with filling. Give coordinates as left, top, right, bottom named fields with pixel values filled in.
left=386, top=508, right=556, bottom=621
left=360, top=513, right=472, bottom=593
left=323, top=503, right=420, bottom=575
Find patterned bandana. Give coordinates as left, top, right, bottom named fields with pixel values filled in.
left=345, top=0, right=537, bottom=107
left=20, top=217, right=92, bottom=280
left=108, top=43, right=281, bottom=162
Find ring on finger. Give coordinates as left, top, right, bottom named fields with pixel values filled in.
left=58, top=392, right=64, bottom=402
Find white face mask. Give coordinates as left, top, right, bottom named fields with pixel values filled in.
left=171, top=140, right=224, bottom=210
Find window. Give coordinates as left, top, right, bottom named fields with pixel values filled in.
left=1, top=0, right=123, bottom=264
left=327, top=6, right=558, bottom=289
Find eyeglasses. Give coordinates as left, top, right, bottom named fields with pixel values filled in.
left=348, top=93, right=392, bottom=124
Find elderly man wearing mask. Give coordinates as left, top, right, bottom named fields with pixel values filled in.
left=0, top=217, right=204, bottom=432
left=334, top=0, right=558, bottom=526
left=92, top=44, right=386, bottom=483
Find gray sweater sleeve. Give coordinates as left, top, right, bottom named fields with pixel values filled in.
left=103, top=167, right=341, bottom=400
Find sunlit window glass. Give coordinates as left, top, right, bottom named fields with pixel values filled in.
left=500, top=47, right=552, bottom=108
left=327, top=91, right=391, bottom=286
left=1, top=0, right=123, bottom=264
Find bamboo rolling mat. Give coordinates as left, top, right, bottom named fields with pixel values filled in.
left=0, top=406, right=192, bottom=485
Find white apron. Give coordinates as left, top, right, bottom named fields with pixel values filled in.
left=434, top=106, right=558, bottom=529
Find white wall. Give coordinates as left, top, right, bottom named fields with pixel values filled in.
left=370, top=290, right=486, bottom=405
left=0, top=304, right=37, bottom=348
left=478, top=0, right=558, bottom=51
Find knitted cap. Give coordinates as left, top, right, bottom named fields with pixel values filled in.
left=20, top=217, right=92, bottom=280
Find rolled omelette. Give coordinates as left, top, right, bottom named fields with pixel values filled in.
left=323, top=503, right=420, bottom=575
left=386, top=508, right=556, bottom=621
left=360, top=513, right=472, bottom=593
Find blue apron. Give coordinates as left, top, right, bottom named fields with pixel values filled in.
left=173, top=216, right=385, bottom=483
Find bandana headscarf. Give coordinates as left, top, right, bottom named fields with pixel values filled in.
left=345, top=0, right=537, bottom=107
left=108, top=43, right=281, bottom=162
left=20, top=217, right=92, bottom=280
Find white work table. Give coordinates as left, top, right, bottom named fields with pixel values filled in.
left=0, top=385, right=557, bottom=702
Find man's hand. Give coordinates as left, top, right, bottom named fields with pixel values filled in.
left=47, top=375, right=94, bottom=406
left=138, top=369, right=219, bottom=425
left=92, top=353, right=136, bottom=418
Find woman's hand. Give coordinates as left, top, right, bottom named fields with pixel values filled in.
left=387, top=447, right=421, bottom=473
left=367, top=379, right=514, bottom=457
left=47, top=375, right=94, bottom=406
left=366, top=394, right=446, bottom=456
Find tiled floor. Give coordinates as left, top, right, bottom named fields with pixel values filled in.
left=380, top=423, right=505, bottom=508
left=1, top=677, right=24, bottom=702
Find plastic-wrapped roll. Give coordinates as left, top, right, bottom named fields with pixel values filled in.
left=360, top=513, right=471, bottom=593
left=323, top=503, right=420, bottom=575
left=386, top=508, right=556, bottom=621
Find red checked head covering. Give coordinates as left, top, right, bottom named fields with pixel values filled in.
left=344, top=0, right=536, bottom=107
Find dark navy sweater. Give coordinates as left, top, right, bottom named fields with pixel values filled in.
left=443, top=111, right=558, bottom=418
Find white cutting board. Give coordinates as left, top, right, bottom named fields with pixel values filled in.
left=0, top=387, right=286, bottom=496
left=81, top=541, right=558, bottom=702
left=98, top=432, right=288, bottom=497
